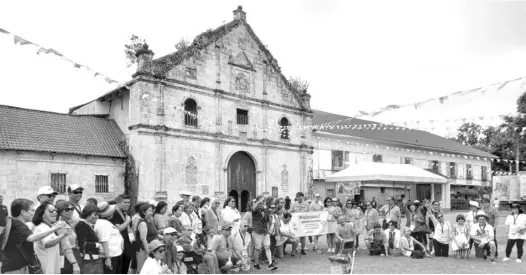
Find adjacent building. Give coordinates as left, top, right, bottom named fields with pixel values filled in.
left=312, top=110, right=496, bottom=210
left=0, top=105, right=125, bottom=207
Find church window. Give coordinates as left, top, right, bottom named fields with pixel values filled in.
left=279, top=117, right=290, bottom=140
left=51, top=173, right=67, bottom=194
left=95, top=175, right=109, bottom=193
left=184, top=98, right=198, bottom=127
left=236, top=109, right=249, bottom=125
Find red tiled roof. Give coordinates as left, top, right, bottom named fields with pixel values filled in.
left=0, top=105, right=125, bottom=158
left=313, top=109, right=496, bottom=158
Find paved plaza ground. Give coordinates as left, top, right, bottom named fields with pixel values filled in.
left=240, top=211, right=525, bottom=274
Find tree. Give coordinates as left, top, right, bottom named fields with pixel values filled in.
left=174, top=37, right=190, bottom=51
left=124, top=35, right=146, bottom=67
left=288, top=76, right=309, bottom=92
left=455, top=123, right=482, bottom=146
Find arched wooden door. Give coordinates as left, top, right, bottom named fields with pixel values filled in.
left=227, top=152, right=256, bottom=212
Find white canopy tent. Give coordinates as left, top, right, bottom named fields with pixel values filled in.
left=325, top=162, right=447, bottom=183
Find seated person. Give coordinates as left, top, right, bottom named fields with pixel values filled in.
left=400, top=228, right=427, bottom=258
left=365, top=222, right=388, bottom=256
left=176, top=225, right=220, bottom=274
left=384, top=221, right=402, bottom=256
left=210, top=222, right=242, bottom=273
left=232, top=220, right=252, bottom=271
left=470, top=212, right=497, bottom=263
left=276, top=212, right=299, bottom=258
left=172, top=245, right=188, bottom=274
left=334, top=216, right=355, bottom=255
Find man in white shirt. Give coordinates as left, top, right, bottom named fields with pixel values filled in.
left=379, top=196, right=401, bottom=230
left=470, top=212, right=497, bottom=263
left=67, top=184, right=85, bottom=222
left=289, top=192, right=311, bottom=255
left=95, top=202, right=124, bottom=273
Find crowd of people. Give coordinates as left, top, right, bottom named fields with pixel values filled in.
left=1, top=185, right=526, bottom=274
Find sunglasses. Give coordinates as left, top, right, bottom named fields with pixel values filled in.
left=47, top=209, right=57, bottom=214
left=437, top=216, right=444, bottom=218
left=223, top=228, right=232, bottom=231
left=166, top=233, right=178, bottom=236
left=243, top=225, right=250, bottom=228
left=347, top=202, right=352, bottom=204
left=316, top=196, right=321, bottom=198
left=64, top=208, right=75, bottom=212
left=157, top=249, right=166, bottom=253
left=73, top=191, right=83, bottom=194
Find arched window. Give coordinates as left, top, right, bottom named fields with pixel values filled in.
left=279, top=117, right=290, bottom=140
left=373, top=154, right=382, bottom=163
left=184, top=98, right=198, bottom=127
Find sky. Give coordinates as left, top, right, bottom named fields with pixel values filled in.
left=2, top=0, right=526, bottom=124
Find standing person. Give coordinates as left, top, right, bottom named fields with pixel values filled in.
left=426, top=200, right=443, bottom=255
left=481, top=198, right=500, bottom=257
left=135, top=203, right=158, bottom=273
left=284, top=196, right=291, bottom=211
left=32, top=201, right=67, bottom=274
left=205, top=198, right=222, bottom=248
left=494, top=197, right=500, bottom=210
left=371, top=197, right=378, bottom=209
left=324, top=197, right=338, bottom=253
left=55, top=200, right=82, bottom=274
left=96, top=202, right=124, bottom=274
left=222, top=197, right=242, bottom=233
left=350, top=201, right=364, bottom=249
left=252, top=195, right=277, bottom=271
left=466, top=200, right=481, bottom=255
left=174, top=191, right=192, bottom=209
left=289, top=192, right=310, bottom=255
left=308, top=193, right=324, bottom=253
left=427, top=211, right=452, bottom=257
left=364, top=201, right=379, bottom=231
left=0, top=194, right=8, bottom=218
left=451, top=214, right=470, bottom=259
left=67, top=184, right=85, bottom=222
left=379, top=196, right=401, bottom=230
left=503, top=203, right=526, bottom=263
left=1, top=199, right=67, bottom=274
left=267, top=202, right=280, bottom=257
left=153, top=201, right=169, bottom=233
left=109, top=194, right=135, bottom=274
left=75, top=204, right=104, bottom=273
left=190, top=196, right=205, bottom=246
left=470, top=211, right=497, bottom=264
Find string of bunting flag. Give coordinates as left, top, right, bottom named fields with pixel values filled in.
left=353, top=77, right=526, bottom=118
left=0, top=27, right=123, bottom=86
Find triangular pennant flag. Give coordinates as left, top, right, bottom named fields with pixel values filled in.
left=438, top=96, right=448, bottom=104
left=0, top=28, right=9, bottom=34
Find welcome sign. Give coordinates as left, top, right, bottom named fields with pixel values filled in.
left=290, top=211, right=337, bottom=237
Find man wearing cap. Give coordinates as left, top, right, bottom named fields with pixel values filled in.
left=162, top=227, right=178, bottom=269
left=36, top=186, right=58, bottom=207
left=67, top=184, right=85, bottom=222
left=470, top=211, right=497, bottom=263
left=481, top=198, right=500, bottom=257
left=290, top=192, right=311, bottom=255
left=308, top=193, right=324, bottom=253
left=95, top=201, right=125, bottom=273
left=379, top=196, right=401, bottom=230
left=211, top=222, right=242, bottom=273
left=174, top=191, right=192, bottom=209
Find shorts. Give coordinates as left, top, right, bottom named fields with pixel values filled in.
left=252, top=232, right=271, bottom=249
left=218, top=256, right=241, bottom=267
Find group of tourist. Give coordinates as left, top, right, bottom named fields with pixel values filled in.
left=1, top=186, right=526, bottom=274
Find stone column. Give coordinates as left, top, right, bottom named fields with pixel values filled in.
left=431, top=183, right=435, bottom=201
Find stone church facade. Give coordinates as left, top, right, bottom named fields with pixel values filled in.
left=71, top=7, right=313, bottom=208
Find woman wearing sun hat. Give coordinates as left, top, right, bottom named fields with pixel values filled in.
left=95, top=201, right=124, bottom=273
left=503, top=203, right=526, bottom=263
left=140, top=240, right=172, bottom=274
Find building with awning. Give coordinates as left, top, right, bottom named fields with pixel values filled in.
left=312, top=110, right=497, bottom=210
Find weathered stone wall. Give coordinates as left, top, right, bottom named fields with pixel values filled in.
left=0, top=151, right=125, bottom=208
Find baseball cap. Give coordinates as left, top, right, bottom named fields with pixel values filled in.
left=296, top=192, right=305, bottom=197
left=38, top=186, right=58, bottom=196
left=147, top=240, right=166, bottom=252
left=180, top=191, right=192, bottom=196
left=314, top=193, right=320, bottom=197
left=68, top=184, right=84, bottom=193
left=163, top=227, right=177, bottom=235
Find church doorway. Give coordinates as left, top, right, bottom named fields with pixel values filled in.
left=227, top=151, right=256, bottom=212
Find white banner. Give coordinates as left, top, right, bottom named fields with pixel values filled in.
left=290, top=211, right=337, bottom=237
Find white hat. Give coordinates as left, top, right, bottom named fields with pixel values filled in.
left=37, top=186, right=58, bottom=196
left=175, top=245, right=184, bottom=253
left=469, top=201, right=480, bottom=208
left=68, top=184, right=84, bottom=192
left=163, top=227, right=177, bottom=235
left=148, top=199, right=158, bottom=207
left=180, top=191, right=192, bottom=196
left=314, top=193, right=320, bottom=197
left=97, top=202, right=116, bottom=219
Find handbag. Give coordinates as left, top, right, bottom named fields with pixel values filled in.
left=16, top=244, right=43, bottom=274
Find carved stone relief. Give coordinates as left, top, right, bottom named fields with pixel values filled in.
left=234, top=71, right=250, bottom=93
left=185, top=157, right=197, bottom=192
left=281, top=164, right=289, bottom=192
